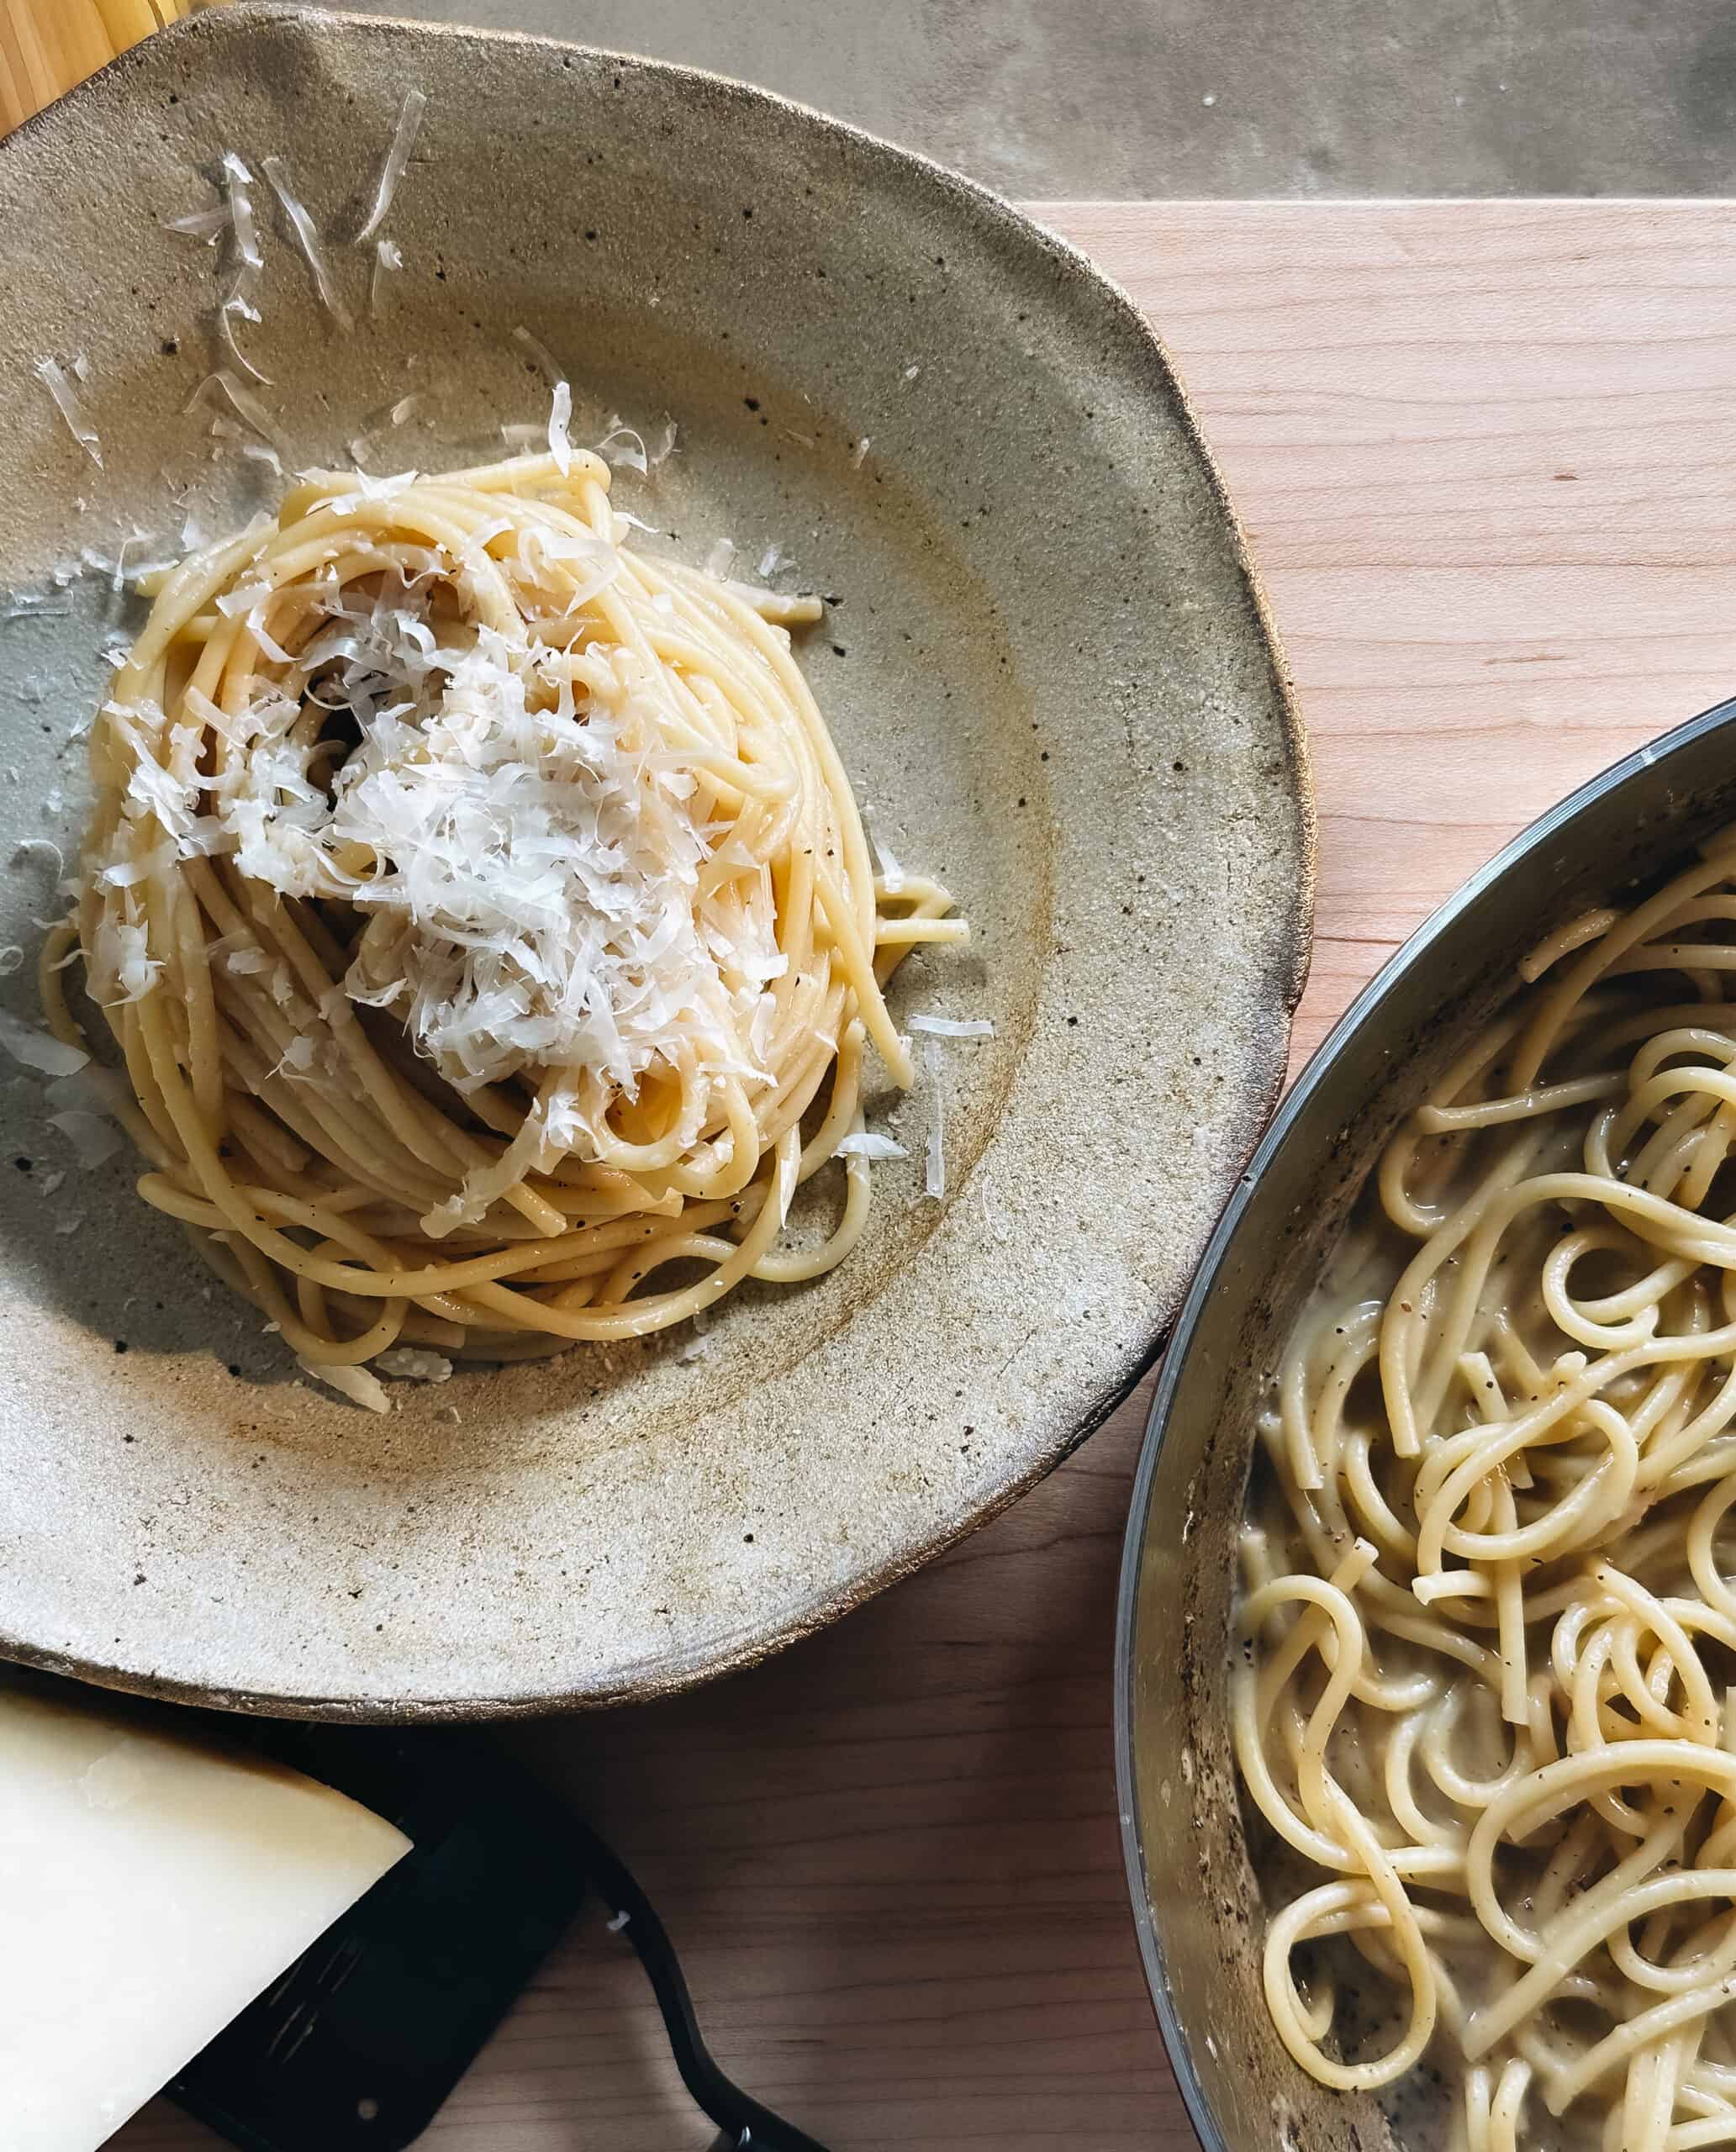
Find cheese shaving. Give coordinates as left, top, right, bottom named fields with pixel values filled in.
left=186, top=371, right=285, bottom=451
left=548, top=379, right=573, bottom=477
left=835, top=1130, right=908, bottom=1161
left=906, top=1012, right=995, bottom=1038
left=95, top=919, right=162, bottom=1006
left=111, top=533, right=144, bottom=596
left=298, top=1359, right=392, bottom=1413
left=0, top=1010, right=87, bottom=1077
left=45, top=1063, right=134, bottom=1119
left=246, top=612, right=294, bottom=665
left=371, top=237, right=403, bottom=314
left=596, top=423, right=648, bottom=475
left=909, top=1019, right=994, bottom=1198
left=221, top=153, right=263, bottom=272
left=214, top=156, right=272, bottom=387
left=924, top=1037, right=945, bottom=1199
left=35, top=357, right=103, bottom=468
left=164, top=206, right=230, bottom=242
left=356, top=87, right=427, bottom=244
left=372, top=1347, right=451, bottom=1383
left=513, top=324, right=565, bottom=386
left=47, top=1110, right=123, bottom=1169
left=218, top=303, right=272, bottom=389
left=214, top=580, right=272, bottom=619
left=262, top=156, right=351, bottom=330
left=862, top=810, right=905, bottom=895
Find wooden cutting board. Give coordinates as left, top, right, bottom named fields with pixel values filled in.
left=120, top=201, right=1736, bottom=2152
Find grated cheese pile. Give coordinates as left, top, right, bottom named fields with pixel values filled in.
left=101, top=492, right=787, bottom=1116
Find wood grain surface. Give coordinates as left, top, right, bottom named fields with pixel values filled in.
left=117, top=200, right=1736, bottom=2152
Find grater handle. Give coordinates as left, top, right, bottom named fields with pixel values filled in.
left=577, top=1817, right=835, bottom=2152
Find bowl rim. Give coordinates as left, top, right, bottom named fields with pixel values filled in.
left=1113, top=687, right=1736, bottom=2152
left=2, top=3, right=1316, bottom=1718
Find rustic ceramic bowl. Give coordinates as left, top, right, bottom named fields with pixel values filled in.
left=0, top=3, right=1311, bottom=1717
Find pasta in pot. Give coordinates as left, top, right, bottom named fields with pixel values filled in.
left=1235, top=825, right=1736, bottom=2152
left=40, top=450, right=963, bottom=1389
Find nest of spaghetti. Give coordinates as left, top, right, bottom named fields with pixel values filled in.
left=46, top=451, right=962, bottom=1403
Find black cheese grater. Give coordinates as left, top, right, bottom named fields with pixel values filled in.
left=166, top=1723, right=831, bottom=2152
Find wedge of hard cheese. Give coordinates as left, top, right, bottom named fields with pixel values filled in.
left=0, top=1681, right=411, bottom=2152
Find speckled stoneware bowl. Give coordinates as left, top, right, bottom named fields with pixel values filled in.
left=0, top=4, right=1311, bottom=1718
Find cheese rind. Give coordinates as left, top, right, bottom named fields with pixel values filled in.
left=0, top=1683, right=410, bottom=2151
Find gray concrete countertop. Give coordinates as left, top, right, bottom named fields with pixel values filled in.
left=329, top=0, right=1736, bottom=197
